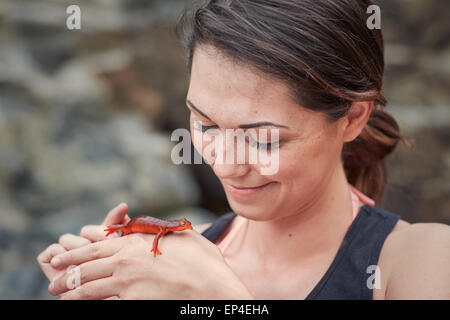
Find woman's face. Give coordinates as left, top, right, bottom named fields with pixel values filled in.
left=186, top=45, right=346, bottom=221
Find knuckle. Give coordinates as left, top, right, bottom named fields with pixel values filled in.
left=116, top=254, right=133, bottom=267
left=37, top=253, right=47, bottom=264
left=38, top=243, right=61, bottom=262
left=49, top=243, right=61, bottom=251
left=78, top=267, right=87, bottom=284
left=37, top=249, right=49, bottom=263
left=88, top=243, right=101, bottom=259
left=80, top=225, right=96, bottom=237
left=58, top=233, right=71, bottom=244
left=127, top=273, right=140, bottom=285
left=48, top=282, right=55, bottom=295
left=79, top=226, right=89, bottom=237
left=50, top=278, right=64, bottom=295
left=56, top=280, right=66, bottom=294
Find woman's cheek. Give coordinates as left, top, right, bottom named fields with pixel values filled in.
left=284, top=136, right=341, bottom=191
left=270, top=150, right=303, bottom=183
left=268, top=139, right=326, bottom=190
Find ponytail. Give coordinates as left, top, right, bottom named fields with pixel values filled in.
left=342, top=106, right=413, bottom=202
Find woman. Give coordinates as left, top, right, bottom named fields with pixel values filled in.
left=38, top=0, right=449, bottom=299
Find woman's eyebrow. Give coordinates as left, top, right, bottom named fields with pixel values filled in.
left=186, top=100, right=211, bottom=120
left=238, top=122, right=289, bottom=129
left=186, top=99, right=290, bottom=129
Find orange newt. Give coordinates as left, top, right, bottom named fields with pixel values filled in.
left=104, top=216, right=193, bottom=257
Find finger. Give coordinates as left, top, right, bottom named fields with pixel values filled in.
left=37, top=244, right=68, bottom=281
left=81, top=225, right=119, bottom=242
left=37, top=243, right=66, bottom=265
left=102, top=203, right=130, bottom=226
left=50, top=238, right=122, bottom=269
left=59, top=277, right=119, bottom=300
left=49, top=256, right=116, bottom=296
left=59, top=233, right=91, bottom=250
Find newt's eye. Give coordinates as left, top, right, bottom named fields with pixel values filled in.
left=180, top=222, right=185, bottom=226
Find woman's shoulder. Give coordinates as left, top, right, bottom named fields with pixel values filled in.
left=377, top=216, right=450, bottom=299
left=382, top=218, right=449, bottom=263
left=363, top=204, right=449, bottom=245
left=384, top=217, right=449, bottom=254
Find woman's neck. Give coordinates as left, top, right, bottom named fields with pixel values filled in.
left=241, top=163, right=354, bottom=268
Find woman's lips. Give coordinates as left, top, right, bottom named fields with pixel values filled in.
left=225, top=182, right=275, bottom=197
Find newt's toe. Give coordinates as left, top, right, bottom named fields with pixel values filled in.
left=150, top=248, right=162, bottom=256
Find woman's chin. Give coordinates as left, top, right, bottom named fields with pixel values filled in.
left=222, top=181, right=280, bottom=220
left=226, top=198, right=277, bottom=221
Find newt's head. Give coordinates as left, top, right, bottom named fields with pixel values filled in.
left=178, top=218, right=193, bottom=230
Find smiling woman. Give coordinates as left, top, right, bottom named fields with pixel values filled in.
left=174, top=0, right=450, bottom=300
left=37, top=0, right=449, bottom=301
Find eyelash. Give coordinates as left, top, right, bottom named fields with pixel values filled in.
left=193, top=122, right=280, bottom=150
left=249, top=139, right=280, bottom=150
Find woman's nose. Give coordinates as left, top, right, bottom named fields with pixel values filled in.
left=212, top=161, right=250, bottom=180
left=208, top=132, right=251, bottom=179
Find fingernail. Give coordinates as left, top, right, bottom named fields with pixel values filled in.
left=51, top=257, right=61, bottom=267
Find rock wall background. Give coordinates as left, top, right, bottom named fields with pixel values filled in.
left=0, top=0, right=448, bottom=299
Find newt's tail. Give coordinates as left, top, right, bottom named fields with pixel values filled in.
left=104, top=224, right=130, bottom=237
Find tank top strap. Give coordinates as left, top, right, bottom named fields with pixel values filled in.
left=306, top=205, right=400, bottom=299
left=349, top=183, right=375, bottom=219
left=201, top=211, right=237, bottom=244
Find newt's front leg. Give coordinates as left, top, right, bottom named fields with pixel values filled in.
left=151, top=228, right=167, bottom=257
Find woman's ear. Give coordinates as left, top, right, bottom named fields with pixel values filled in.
left=342, top=101, right=374, bottom=143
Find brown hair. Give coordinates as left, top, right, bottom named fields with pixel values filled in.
left=176, top=0, right=412, bottom=202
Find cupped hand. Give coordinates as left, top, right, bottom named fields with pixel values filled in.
left=47, top=229, right=253, bottom=300
left=37, top=231, right=92, bottom=283
left=37, top=203, right=130, bottom=284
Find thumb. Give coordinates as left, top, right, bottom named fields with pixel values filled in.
left=102, top=203, right=131, bottom=226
